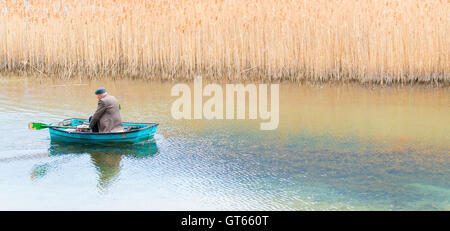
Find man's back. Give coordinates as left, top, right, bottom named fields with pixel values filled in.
left=89, top=94, right=123, bottom=133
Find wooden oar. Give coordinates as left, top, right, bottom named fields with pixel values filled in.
left=28, top=122, right=73, bottom=130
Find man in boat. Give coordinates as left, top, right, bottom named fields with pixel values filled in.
left=89, top=87, right=123, bottom=133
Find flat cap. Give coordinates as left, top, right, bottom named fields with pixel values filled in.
left=94, top=87, right=106, bottom=95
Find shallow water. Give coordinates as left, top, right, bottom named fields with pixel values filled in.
left=0, top=77, right=448, bottom=210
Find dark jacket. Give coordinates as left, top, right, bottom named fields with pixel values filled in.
left=89, top=94, right=123, bottom=133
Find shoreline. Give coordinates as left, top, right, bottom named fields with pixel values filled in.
left=1, top=72, right=448, bottom=88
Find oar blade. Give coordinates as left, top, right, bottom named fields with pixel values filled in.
left=28, top=122, right=48, bottom=130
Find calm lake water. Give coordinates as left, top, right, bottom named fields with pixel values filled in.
left=0, top=77, right=448, bottom=210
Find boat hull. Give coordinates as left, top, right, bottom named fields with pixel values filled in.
left=49, top=118, right=158, bottom=144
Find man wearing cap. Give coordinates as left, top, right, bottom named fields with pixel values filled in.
left=89, top=88, right=123, bottom=133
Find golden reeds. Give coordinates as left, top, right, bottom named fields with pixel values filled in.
left=0, top=0, right=448, bottom=83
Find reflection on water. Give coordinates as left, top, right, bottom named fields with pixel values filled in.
left=31, top=141, right=158, bottom=191
left=0, top=77, right=449, bottom=210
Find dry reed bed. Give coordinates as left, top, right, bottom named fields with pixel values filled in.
left=0, top=0, right=448, bottom=84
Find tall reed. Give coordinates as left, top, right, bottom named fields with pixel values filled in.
left=0, top=0, right=448, bottom=83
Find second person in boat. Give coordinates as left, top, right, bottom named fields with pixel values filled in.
left=89, top=87, right=123, bottom=133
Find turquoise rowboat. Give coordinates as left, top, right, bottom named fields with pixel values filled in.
left=49, top=118, right=158, bottom=144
